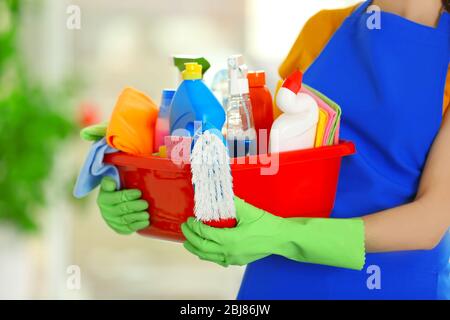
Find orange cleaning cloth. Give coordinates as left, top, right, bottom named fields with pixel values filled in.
left=106, top=87, right=158, bottom=156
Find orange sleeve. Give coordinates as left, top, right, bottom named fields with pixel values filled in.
left=278, top=5, right=359, bottom=79
left=275, top=4, right=359, bottom=118
left=277, top=4, right=449, bottom=117
left=444, top=67, right=450, bottom=115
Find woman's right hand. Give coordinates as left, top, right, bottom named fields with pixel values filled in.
left=97, top=177, right=150, bottom=235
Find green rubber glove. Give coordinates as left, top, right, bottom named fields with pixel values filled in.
left=80, top=122, right=108, bottom=142
left=182, top=197, right=365, bottom=270
left=97, top=177, right=150, bottom=235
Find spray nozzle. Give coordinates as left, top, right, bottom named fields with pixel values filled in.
left=227, top=54, right=248, bottom=79
left=227, top=54, right=249, bottom=95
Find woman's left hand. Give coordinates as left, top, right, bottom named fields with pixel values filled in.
left=181, top=198, right=286, bottom=267
left=182, top=197, right=366, bottom=270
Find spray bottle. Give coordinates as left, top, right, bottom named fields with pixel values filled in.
left=224, top=55, right=257, bottom=157
left=270, top=71, right=319, bottom=153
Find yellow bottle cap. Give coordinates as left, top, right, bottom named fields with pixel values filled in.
left=182, top=62, right=202, bottom=80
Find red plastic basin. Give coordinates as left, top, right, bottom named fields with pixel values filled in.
left=104, top=141, right=356, bottom=242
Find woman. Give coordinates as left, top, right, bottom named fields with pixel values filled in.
left=93, top=0, right=450, bottom=299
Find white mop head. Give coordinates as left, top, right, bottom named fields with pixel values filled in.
left=190, top=131, right=236, bottom=222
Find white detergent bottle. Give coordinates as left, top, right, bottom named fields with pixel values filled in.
left=270, top=71, right=319, bottom=153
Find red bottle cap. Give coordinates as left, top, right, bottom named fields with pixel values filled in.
left=248, top=71, right=266, bottom=87
left=282, top=70, right=303, bottom=94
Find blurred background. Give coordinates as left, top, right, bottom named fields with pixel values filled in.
left=0, top=0, right=359, bottom=299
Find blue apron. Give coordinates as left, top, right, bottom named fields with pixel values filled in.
left=238, top=1, right=450, bottom=300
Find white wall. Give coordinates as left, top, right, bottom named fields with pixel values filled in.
left=245, top=0, right=361, bottom=89
left=246, top=0, right=361, bottom=61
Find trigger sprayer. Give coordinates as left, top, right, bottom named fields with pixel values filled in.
left=224, top=55, right=257, bottom=157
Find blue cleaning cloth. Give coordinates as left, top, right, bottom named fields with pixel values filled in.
left=73, top=138, right=120, bottom=199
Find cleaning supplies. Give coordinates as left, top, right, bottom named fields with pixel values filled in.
left=169, top=62, right=226, bottom=138
left=154, top=89, right=176, bottom=152
left=248, top=71, right=274, bottom=153
left=73, top=138, right=120, bottom=199
left=224, top=55, right=257, bottom=157
left=273, top=82, right=341, bottom=146
left=169, top=62, right=236, bottom=228
left=270, top=71, right=319, bottom=153
left=106, top=87, right=159, bottom=156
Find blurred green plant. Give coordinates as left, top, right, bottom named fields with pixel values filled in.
left=0, top=0, right=75, bottom=231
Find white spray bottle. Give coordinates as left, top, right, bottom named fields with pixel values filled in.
left=270, top=71, right=319, bottom=153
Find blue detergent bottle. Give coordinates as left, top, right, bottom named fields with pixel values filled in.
left=170, top=62, right=226, bottom=138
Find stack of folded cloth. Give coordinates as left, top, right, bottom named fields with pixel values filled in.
left=302, top=85, right=341, bottom=148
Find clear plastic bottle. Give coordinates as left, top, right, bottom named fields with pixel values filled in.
left=226, top=94, right=257, bottom=157
left=224, top=55, right=257, bottom=157
left=211, top=69, right=229, bottom=108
